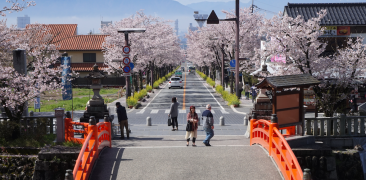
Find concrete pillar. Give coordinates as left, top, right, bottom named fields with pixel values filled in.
left=54, top=107, right=65, bottom=143
left=197, top=117, right=201, bottom=126
left=244, top=115, right=248, bottom=126
left=13, top=49, right=28, bottom=116
left=64, top=169, right=74, bottom=180
left=303, top=168, right=311, bottom=180
left=219, top=116, right=225, bottom=126
left=146, top=117, right=151, bottom=126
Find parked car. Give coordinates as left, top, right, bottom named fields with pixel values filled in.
left=169, top=77, right=183, bottom=89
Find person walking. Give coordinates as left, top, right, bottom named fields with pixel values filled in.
left=116, top=102, right=129, bottom=139
left=251, top=85, right=258, bottom=103
left=202, top=104, right=214, bottom=146
left=244, top=83, right=251, bottom=100
left=224, top=75, right=229, bottom=88
left=169, top=97, right=180, bottom=131
left=185, top=106, right=198, bottom=146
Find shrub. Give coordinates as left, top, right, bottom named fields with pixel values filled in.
left=227, top=94, right=240, bottom=106
left=216, top=85, right=224, bottom=94
left=140, top=89, right=147, bottom=96
left=133, top=91, right=144, bottom=101
left=222, top=91, right=230, bottom=101
left=146, top=85, right=152, bottom=92
left=153, top=81, right=159, bottom=88
left=127, top=96, right=137, bottom=107
left=162, top=77, right=166, bottom=82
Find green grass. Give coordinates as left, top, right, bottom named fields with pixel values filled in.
left=29, top=97, right=90, bottom=112
left=73, top=88, right=119, bottom=96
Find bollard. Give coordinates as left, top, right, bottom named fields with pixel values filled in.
left=146, top=117, right=151, bottom=126
left=271, top=114, right=278, bottom=123
left=244, top=115, right=248, bottom=126
left=219, top=116, right=225, bottom=126
left=303, top=168, right=311, bottom=180
left=29, top=111, right=34, bottom=116
left=55, top=107, right=65, bottom=143
left=64, top=169, right=73, bottom=180
left=197, top=117, right=201, bottom=126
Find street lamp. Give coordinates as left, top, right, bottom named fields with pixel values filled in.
left=194, top=0, right=242, bottom=98
left=117, top=28, right=146, bottom=107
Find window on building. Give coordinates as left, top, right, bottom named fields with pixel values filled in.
left=83, top=53, right=96, bottom=62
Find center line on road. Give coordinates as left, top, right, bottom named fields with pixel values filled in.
left=182, top=72, right=187, bottom=110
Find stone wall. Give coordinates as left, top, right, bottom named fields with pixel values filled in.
left=33, top=146, right=80, bottom=180
left=294, top=149, right=364, bottom=180
left=0, top=155, right=37, bottom=179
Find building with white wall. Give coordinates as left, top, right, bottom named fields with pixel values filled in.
left=17, top=15, right=30, bottom=29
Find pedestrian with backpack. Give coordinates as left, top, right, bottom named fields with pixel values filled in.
left=202, top=104, right=214, bottom=146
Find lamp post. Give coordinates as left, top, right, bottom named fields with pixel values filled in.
left=195, top=0, right=241, bottom=98
left=116, top=28, right=146, bottom=107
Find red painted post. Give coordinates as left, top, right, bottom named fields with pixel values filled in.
left=105, top=121, right=111, bottom=148
left=64, top=118, right=73, bottom=140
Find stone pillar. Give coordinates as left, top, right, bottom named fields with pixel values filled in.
left=13, top=49, right=28, bottom=116
left=55, top=107, right=65, bottom=143
left=219, top=116, right=225, bottom=126
left=146, top=117, right=151, bottom=126
left=65, top=169, right=74, bottom=180
left=244, top=115, right=248, bottom=126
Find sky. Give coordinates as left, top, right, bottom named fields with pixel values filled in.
left=2, top=0, right=365, bottom=35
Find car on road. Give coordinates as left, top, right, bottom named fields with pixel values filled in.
left=175, top=70, right=183, bottom=78
left=188, top=66, right=196, bottom=75
left=168, top=77, right=183, bottom=89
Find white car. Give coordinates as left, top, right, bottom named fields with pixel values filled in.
left=168, top=77, right=183, bottom=89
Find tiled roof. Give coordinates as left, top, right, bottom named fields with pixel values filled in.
left=256, top=74, right=320, bottom=89
left=284, top=3, right=366, bottom=25
left=27, top=24, right=107, bottom=50
left=57, top=35, right=108, bottom=51
left=27, top=24, right=77, bottom=44
left=54, top=63, right=108, bottom=72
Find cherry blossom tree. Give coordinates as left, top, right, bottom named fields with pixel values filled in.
left=186, top=7, right=264, bottom=78
left=0, top=0, right=35, bottom=17
left=0, top=1, right=65, bottom=121
left=101, top=11, right=182, bottom=88
left=256, top=10, right=366, bottom=116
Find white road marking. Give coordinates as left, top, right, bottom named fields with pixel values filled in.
left=221, top=109, right=229, bottom=114
left=230, top=105, right=247, bottom=115
left=136, top=110, right=145, bottom=114
left=165, top=110, right=170, bottom=113
left=151, top=110, right=159, bottom=114
left=200, top=76, right=225, bottom=110
left=196, top=109, right=201, bottom=113
left=142, top=83, right=169, bottom=110
left=179, top=110, right=186, bottom=113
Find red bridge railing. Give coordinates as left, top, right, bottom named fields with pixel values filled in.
left=65, top=117, right=112, bottom=180
left=250, top=118, right=303, bottom=180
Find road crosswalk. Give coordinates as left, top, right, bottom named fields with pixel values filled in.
left=136, top=109, right=230, bottom=114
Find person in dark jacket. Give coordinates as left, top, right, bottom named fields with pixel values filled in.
left=202, top=104, right=214, bottom=146
left=169, top=97, right=180, bottom=131
left=116, top=102, right=129, bottom=139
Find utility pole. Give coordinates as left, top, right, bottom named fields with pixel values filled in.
left=251, top=0, right=254, bottom=13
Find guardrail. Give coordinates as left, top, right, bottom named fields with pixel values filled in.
left=66, top=116, right=112, bottom=180
left=250, top=114, right=303, bottom=180
left=305, top=115, right=366, bottom=137
left=0, top=116, right=56, bottom=135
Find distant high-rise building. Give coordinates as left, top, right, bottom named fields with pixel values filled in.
left=175, top=19, right=179, bottom=35
left=188, top=23, right=198, bottom=32
left=17, top=15, right=30, bottom=29
left=101, top=21, right=112, bottom=29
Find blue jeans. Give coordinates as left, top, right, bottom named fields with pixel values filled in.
left=203, top=128, right=214, bottom=144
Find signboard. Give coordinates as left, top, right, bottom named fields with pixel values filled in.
left=230, top=59, right=236, bottom=67
left=34, top=97, right=41, bottom=109
left=123, top=66, right=131, bottom=73
left=130, top=62, right=134, bottom=70
left=229, top=67, right=236, bottom=72
left=61, top=56, right=73, bottom=100
left=122, top=57, right=130, bottom=65
left=123, top=46, right=130, bottom=54
left=323, top=26, right=337, bottom=36
left=337, top=26, right=350, bottom=36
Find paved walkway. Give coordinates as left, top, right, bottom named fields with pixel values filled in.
left=90, top=136, right=282, bottom=180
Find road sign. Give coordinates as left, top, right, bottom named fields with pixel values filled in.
left=230, top=59, right=236, bottom=67
left=229, top=67, right=235, bottom=72
left=123, top=66, right=131, bottom=73
left=123, top=46, right=130, bottom=54
left=122, top=73, right=131, bottom=76
left=122, top=57, right=131, bottom=65
left=122, top=53, right=130, bottom=57
left=112, top=59, right=123, bottom=62
left=130, top=62, right=134, bottom=70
